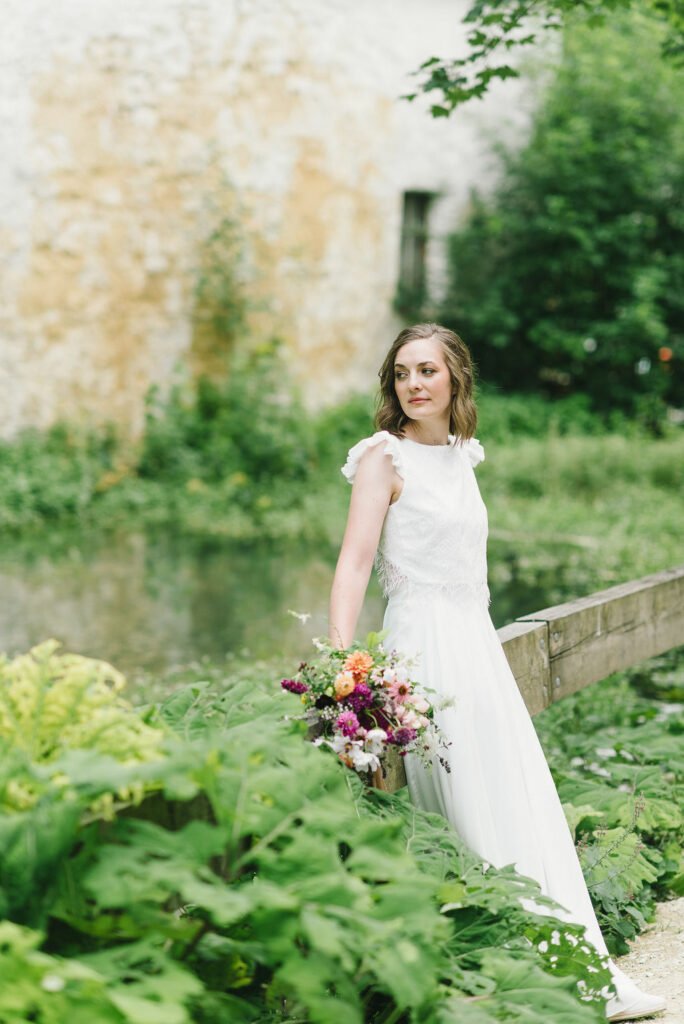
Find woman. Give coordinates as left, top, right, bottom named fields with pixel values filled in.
left=328, top=323, right=665, bottom=1022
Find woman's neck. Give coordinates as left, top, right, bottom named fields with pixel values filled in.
left=402, top=419, right=451, bottom=446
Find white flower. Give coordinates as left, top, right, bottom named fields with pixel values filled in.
left=325, top=734, right=381, bottom=773
left=41, top=975, right=66, bottom=993
left=364, top=728, right=387, bottom=755
left=349, top=745, right=381, bottom=772
left=419, top=732, right=439, bottom=758
left=329, top=734, right=352, bottom=756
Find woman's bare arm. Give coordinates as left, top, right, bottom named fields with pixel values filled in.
left=328, top=445, right=401, bottom=648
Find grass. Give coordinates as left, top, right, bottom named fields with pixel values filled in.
left=479, top=432, right=684, bottom=593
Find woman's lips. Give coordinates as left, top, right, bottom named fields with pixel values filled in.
left=409, top=398, right=429, bottom=404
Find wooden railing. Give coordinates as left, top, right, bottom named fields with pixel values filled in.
left=381, top=564, right=684, bottom=792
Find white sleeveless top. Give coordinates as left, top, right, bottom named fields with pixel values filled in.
left=342, top=430, right=490, bottom=608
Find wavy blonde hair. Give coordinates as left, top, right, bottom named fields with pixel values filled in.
left=375, top=323, right=478, bottom=440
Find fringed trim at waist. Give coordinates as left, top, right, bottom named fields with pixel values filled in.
left=375, top=554, right=491, bottom=608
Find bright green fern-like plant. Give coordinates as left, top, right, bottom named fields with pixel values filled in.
left=0, top=640, right=166, bottom=814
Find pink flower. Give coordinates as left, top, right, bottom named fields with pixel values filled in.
left=396, top=707, right=422, bottom=730
left=405, top=694, right=430, bottom=714
left=336, top=710, right=361, bottom=737
left=387, top=679, right=412, bottom=703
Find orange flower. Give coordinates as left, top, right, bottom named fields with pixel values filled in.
left=334, top=671, right=356, bottom=700
left=343, top=651, right=374, bottom=683
left=658, top=346, right=673, bottom=362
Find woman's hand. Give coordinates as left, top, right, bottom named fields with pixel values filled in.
left=328, top=444, right=401, bottom=648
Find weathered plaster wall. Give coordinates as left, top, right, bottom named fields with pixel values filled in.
left=0, top=0, right=534, bottom=437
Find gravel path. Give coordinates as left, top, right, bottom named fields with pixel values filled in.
left=615, top=897, right=684, bottom=1024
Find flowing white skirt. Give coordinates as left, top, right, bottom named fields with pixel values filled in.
left=382, top=585, right=649, bottom=1013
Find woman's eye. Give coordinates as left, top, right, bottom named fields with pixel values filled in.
left=423, top=368, right=435, bottom=375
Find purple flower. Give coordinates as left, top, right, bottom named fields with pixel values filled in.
left=281, top=678, right=308, bottom=694
left=336, top=710, right=361, bottom=737
left=347, top=683, right=374, bottom=713
left=393, top=726, right=417, bottom=747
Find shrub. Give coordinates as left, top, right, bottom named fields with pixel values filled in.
left=441, top=8, right=684, bottom=429
left=139, top=339, right=316, bottom=496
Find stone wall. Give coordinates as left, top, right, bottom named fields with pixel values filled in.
left=0, top=0, right=534, bottom=437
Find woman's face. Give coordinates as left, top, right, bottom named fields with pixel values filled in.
left=393, top=337, right=453, bottom=423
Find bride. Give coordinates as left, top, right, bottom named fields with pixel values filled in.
left=328, top=322, right=666, bottom=1022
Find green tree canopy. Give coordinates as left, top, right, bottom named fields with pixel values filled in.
left=408, top=0, right=684, bottom=114
left=439, top=8, right=684, bottom=426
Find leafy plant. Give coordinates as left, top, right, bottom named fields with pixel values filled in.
left=193, top=213, right=249, bottom=349
left=0, top=645, right=617, bottom=1023
left=0, top=921, right=127, bottom=1023
left=0, top=641, right=166, bottom=815
left=441, top=7, right=684, bottom=428
left=534, top=647, right=684, bottom=952
left=406, top=0, right=684, bottom=114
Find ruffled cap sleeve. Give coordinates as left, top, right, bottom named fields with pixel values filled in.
left=462, top=437, right=485, bottom=467
left=341, top=430, right=404, bottom=484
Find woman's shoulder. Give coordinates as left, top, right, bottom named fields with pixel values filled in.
left=455, top=436, right=485, bottom=468
left=340, top=430, right=404, bottom=484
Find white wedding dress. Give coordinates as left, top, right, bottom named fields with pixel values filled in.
left=342, top=430, right=665, bottom=1022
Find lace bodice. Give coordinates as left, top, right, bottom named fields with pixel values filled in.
left=341, top=430, right=490, bottom=608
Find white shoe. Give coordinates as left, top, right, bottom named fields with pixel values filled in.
left=606, top=990, right=667, bottom=1021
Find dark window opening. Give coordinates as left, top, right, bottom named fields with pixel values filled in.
left=396, top=191, right=434, bottom=316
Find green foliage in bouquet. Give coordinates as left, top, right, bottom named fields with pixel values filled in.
left=0, top=644, right=614, bottom=1023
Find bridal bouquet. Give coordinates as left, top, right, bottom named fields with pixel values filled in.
left=280, top=633, right=445, bottom=780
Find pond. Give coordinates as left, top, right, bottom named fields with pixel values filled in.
left=0, top=527, right=599, bottom=685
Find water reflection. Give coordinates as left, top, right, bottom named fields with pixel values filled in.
left=0, top=529, right=383, bottom=676
left=0, top=529, right=597, bottom=680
